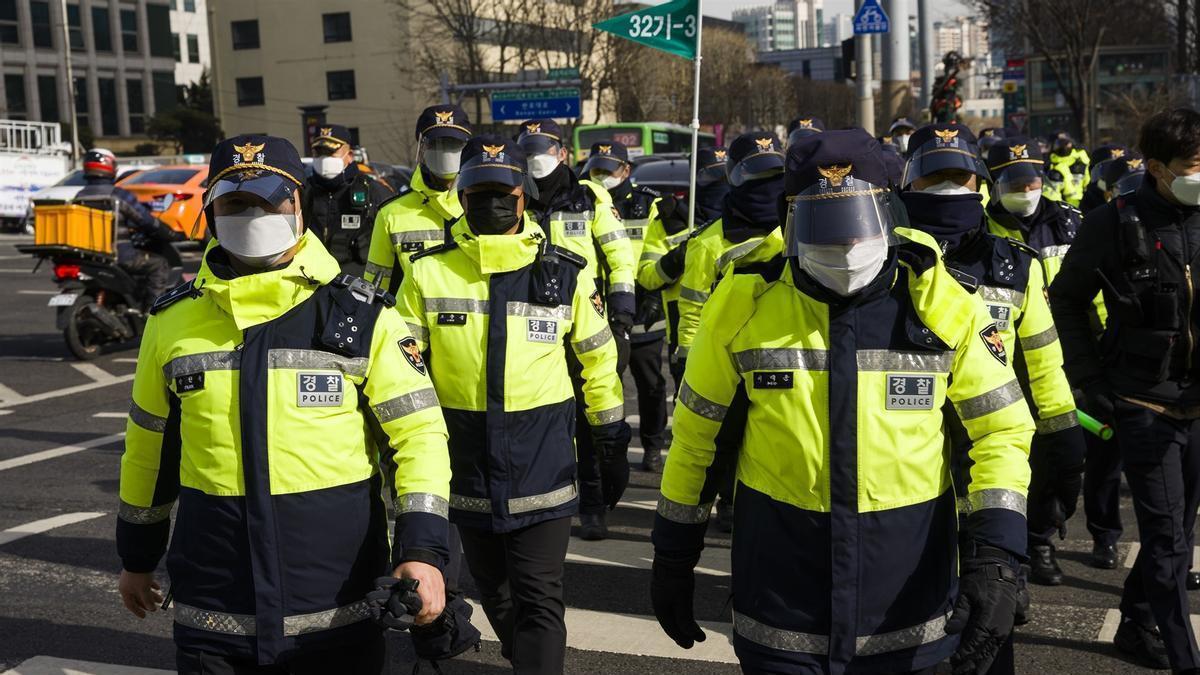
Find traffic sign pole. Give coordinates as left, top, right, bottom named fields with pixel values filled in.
left=686, top=0, right=703, bottom=233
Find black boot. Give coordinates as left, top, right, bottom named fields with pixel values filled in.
left=1090, top=542, right=1118, bottom=569
left=641, top=448, right=663, bottom=472
left=1188, top=570, right=1200, bottom=591
left=579, top=513, right=607, bottom=541
left=1114, top=617, right=1170, bottom=669
left=1029, top=544, right=1064, bottom=586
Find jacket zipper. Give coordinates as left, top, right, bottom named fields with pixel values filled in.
left=1187, top=263, right=1194, bottom=371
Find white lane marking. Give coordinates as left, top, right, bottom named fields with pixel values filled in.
left=0, top=268, right=36, bottom=273
left=92, top=412, right=128, bottom=419
left=1122, top=542, right=1200, bottom=568
left=0, top=512, right=106, bottom=546
left=567, top=536, right=731, bottom=576
left=0, top=410, right=12, bottom=415
left=16, top=289, right=56, bottom=295
left=0, top=656, right=171, bottom=675
left=464, top=599, right=738, bottom=663
left=71, top=362, right=114, bottom=382
left=0, top=381, right=23, bottom=404
left=0, top=356, right=65, bottom=362
left=0, top=374, right=134, bottom=407
left=0, top=432, right=125, bottom=472
left=1096, top=608, right=1121, bottom=643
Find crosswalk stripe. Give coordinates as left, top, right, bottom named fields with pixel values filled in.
left=1, top=656, right=171, bottom=674
left=1122, top=542, right=1200, bottom=568
left=0, top=512, right=106, bottom=547
left=0, top=433, right=125, bottom=472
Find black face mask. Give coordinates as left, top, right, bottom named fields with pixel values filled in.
left=464, top=191, right=521, bottom=235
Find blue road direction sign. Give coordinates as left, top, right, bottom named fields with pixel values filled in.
left=853, top=0, right=890, bottom=34
left=491, top=88, right=582, bottom=121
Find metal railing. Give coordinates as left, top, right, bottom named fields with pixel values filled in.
left=0, top=120, right=68, bottom=155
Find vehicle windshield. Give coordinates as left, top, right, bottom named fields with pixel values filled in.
left=122, top=168, right=201, bottom=185
left=54, top=170, right=87, bottom=186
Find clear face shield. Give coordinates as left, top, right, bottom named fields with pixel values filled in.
left=420, top=136, right=468, bottom=180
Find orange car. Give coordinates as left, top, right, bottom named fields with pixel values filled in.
left=118, top=164, right=210, bottom=239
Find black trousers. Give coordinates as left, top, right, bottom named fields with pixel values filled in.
left=628, top=337, right=668, bottom=456
left=1083, top=428, right=1124, bottom=547
left=1114, top=399, right=1200, bottom=670
left=118, top=245, right=171, bottom=303
left=459, top=517, right=572, bottom=675
left=176, top=633, right=384, bottom=675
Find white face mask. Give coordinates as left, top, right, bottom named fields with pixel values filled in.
left=422, top=150, right=462, bottom=179
left=313, top=155, right=345, bottom=179
left=1000, top=190, right=1041, bottom=217
left=798, top=237, right=889, bottom=297
left=895, top=133, right=911, bottom=153
left=529, top=153, right=560, bottom=179
left=920, top=180, right=975, bottom=196
left=590, top=170, right=623, bottom=191
left=215, top=206, right=300, bottom=268
left=1168, top=167, right=1200, bottom=206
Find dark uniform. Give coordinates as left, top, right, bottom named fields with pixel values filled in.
left=1078, top=144, right=1128, bottom=215
left=303, top=124, right=394, bottom=276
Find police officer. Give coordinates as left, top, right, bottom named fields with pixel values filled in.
left=890, top=116, right=918, bottom=155
left=116, top=135, right=452, bottom=673
left=1046, top=132, right=1091, bottom=207
left=397, top=135, right=629, bottom=674
left=364, top=105, right=472, bottom=293
left=785, top=115, right=825, bottom=147
left=901, top=123, right=1086, bottom=592
left=302, top=124, right=394, bottom=276
left=1050, top=108, right=1200, bottom=672
left=651, top=129, right=1034, bottom=675
left=638, top=146, right=729, bottom=391
left=1079, top=144, right=1129, bottom=214
left=77, top=148, right=180, bottom=302
left=517, top=122, right=636, bottom=538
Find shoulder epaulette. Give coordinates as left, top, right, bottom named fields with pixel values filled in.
left=1004, top=237, right=1040, bottom=260
left=375, top=184, right=414, bottom=210
left=544, top=243, right=587, bottom=269
left=410, top=240, right=459, bottom=262
left=895, top=239, right=939, bottom=277
left=734, top=255, right=786, bottom=282
left=329, top=274, right=396, bottom=307
left=689, top=216, right=721, bottom=239
left=945, top=266, right=979, bottom=293
left=150, top=279, right=200, bottom=315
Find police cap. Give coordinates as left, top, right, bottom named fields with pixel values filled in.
left=889, top=117, right=917, bottom=134
left=986, top=136, right=1044, bottom=186
left=727, top=131, right=785, bottom=187
left=582, top=141, right=630, bottom=175
left=696, top=145, right=729, bottom=185
left=517, top=119, right=565, bottom=155
left=1099, top=153, right=1145, bottom=191
left=457, top=135, right=535, bottom=196
left=204, top=134, right=305, bottom=208
left=311, top=124, right=353, bottom=153
left=901, top=123, right=990, bottom=188
left=1091, top=143, right=1128, bottom=165
left=786, top=116, right=825, bottom=146
left=416, top=105, right=472, bottom=142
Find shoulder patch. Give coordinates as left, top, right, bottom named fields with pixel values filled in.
left=149, top=279, right=199, bottom=315
left=410, top=240, right=459, bottom=263
left=397, top=336, right=427, bottom=375
left=589, top=290, right=605, bottom=317
left=979, top=323, right=1007, bottom=365
left=545, top=243, right=587, bottom=269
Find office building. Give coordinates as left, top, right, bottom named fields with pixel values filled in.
left=734, top=1, right=824, bottom=53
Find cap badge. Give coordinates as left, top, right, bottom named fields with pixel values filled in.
left=598, top=144, right=612, bottom=155
left=233, top=142, right=265, bottom=164
left=818, top=164, right=853, bottom=187
left=482, top=144, right=505, bottom=159
left=319, top=127, right=333, bottom=137
left=1010, top=144, right=1028, bottom=159
left=435, top=110, right=454, bottom=125
left=714, top=150, right=727, bottom=161
left=1111, top=148, right=1125, bottom=159
left=798, top=119, right=813, bottom=128
left=755, top=137, right=774, bottom=152
left=934, top=128, right=959, bottom=144
left=526, top=122, right=542, bottom=135
left=1128, top=158, right=1143, bottom=170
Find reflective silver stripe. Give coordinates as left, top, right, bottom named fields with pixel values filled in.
left=597, top=229, right=630, bottom=244
left=734, top=348, right=829, bottom=372
left=363, top=262, right=390, bottom=283
left=610, top=282, right=635, bottom=295
left=955, top=379, right=1024, bottom=420
left=856, top=349, right=954, bottom=373
left=626, top=227, right=645, bottom=240
left=283, top=600, right=373, bottom=636
left=655, top=258, right=680, bottom=284
left=373, top=388, right=439, bottom=423
left=268, top=349, right=368, bottom=377
left=450, top=494, right=491, bottom=513
left=175, top=603, right=256, bottom=635
left=573, top=326, right=613, bottom=354
left=508, top=483, right=578, bottom=514
left=1040, top=244, right=1070, bottom=258
left=1021, top=325, right=1059, bottom=351
left=679, top=286, right=709, bottom=303
left=678, top=381, right=728, bottom=421
left=641, top=251, right=664, bottom=263
left=162, top=350, right=240, bottom=380
left=733, top=611, right=829, bottom=654
left=674, top=345, right=690, bottom=359
left=405, top=322, right=429, bottom=343
left=118, top=500, right=173, bottom=525
left=507, top=301, right=571, bottom=321
left=716, top=239, right=763, bottom=273
left=962, top=488, right=1027, bottom=516
left=631, top=319, right=668, bottom=335
left=978, top=285, right=1025, bottom=307
left=657, top=495, right=713, bottom=524
left=128, top=402, right=167, bottom=433
left=394, top=492, right=449, bottom=518
left=1036, top=410, right=1080, bottom=434
left=666, top=232, right=690, bottom=246
left=855, top=611, right=952, bottom=656
left=390, top=229, right=444, bottom=244
left=551, top=210, right=593, bottom=223
left=586, top=405, right=624, bottom=426
left=425, top=297, right=489, bottom=314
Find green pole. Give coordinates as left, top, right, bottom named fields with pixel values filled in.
left=1076, top=409, right=1113, bottom=441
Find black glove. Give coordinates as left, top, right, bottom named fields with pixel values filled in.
left=1041, top=426, right=1086, bottom=537
left=592, top=420, right=632, bottom=508
left=651, top=550, right=706, bottom=649
left=946, top=545, right=1019, bottom=675
left=409, top=590, right=482, bottom=661
left=365, top=576, right=422, bottom=631
left=611, top=312, right=633, bottom=374
left=658, top=240, right=689, bottom=281
left=1083, top=387, right=1115, bottom=425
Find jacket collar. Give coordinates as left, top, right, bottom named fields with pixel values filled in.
left=411, top=167, right=462, bottom=221
left=452, top=214, right=542, bottom=275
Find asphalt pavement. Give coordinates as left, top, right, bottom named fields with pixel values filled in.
left=0, top=230, right=1191, bottom=674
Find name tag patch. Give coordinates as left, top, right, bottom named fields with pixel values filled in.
left=886, top=375, right=935, bottom=410
left=563, top=220, right=587, bottom=237
left=175, top=372, right=204, bottom=393
left=987, top=304, right=1011, bottom=332
left=401, top=241, right=425, bottom=253
left=298, top=372, right=344, bottom=407
left=341, top=214, right=361, bottom=230
left=753, top=371, right=793, bottom=389
left=437, top=312, right=467, bottom=326
left=527, top=319, right=558, bottom=343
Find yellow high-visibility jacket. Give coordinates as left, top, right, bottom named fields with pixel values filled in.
left=364, top=168, right=461, bottom=293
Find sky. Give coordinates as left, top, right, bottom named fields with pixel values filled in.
left=701, top=0, right=972, bottom=21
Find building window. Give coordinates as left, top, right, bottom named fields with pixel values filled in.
left=171, top=32, right=180, bottom=61
left=98, top=78, right=118, bottom=136
left=147, top=3, right=172, bottom=57
left=231, top=19, right=259, bottom=50
left=74, top=76, right=89, bottom=131
left=183, top=0, right=195, bottom=11
left=92, top=7, right=112, bottom=52
left=127, top=79, right=144, bottom=134
left=236, top=76, right=264, bottom=106
left=326, top=70, right=355, bottom=101
left=30, top=1, right=52, bottom=48
left=120, top=9, right=138, bottom=53
left=152, top=70, right=176, bottom=113
left=348, top=127, right=360, bottom=146
left=323, top=12, right=351, bottom=43
left=67, top=4, right=84, bottom=51
left=37, top=75, right=57, bottom=121
left=5, top=74, right=26, bottom=119
left=187, top=34, right=199, bottom=63
left=0, top=0, right=19, bottom=45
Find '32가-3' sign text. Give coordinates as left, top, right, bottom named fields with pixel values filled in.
left=593, top=0, right=699, bottom=60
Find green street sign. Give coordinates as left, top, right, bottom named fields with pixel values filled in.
left=548, top=67, right=580, bottom=80
left=593, top=0, right=699, bottom=60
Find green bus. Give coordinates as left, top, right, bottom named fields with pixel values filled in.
left=572, top=122, right=716, bottom=163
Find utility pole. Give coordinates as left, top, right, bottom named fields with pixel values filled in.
left=880, top=0, right=911, bottom=124
left=917, top=0, right=934, bottom=117
left=857, top=32, right=875, bottom=134
left=58, top=0, right=79, bottom=165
